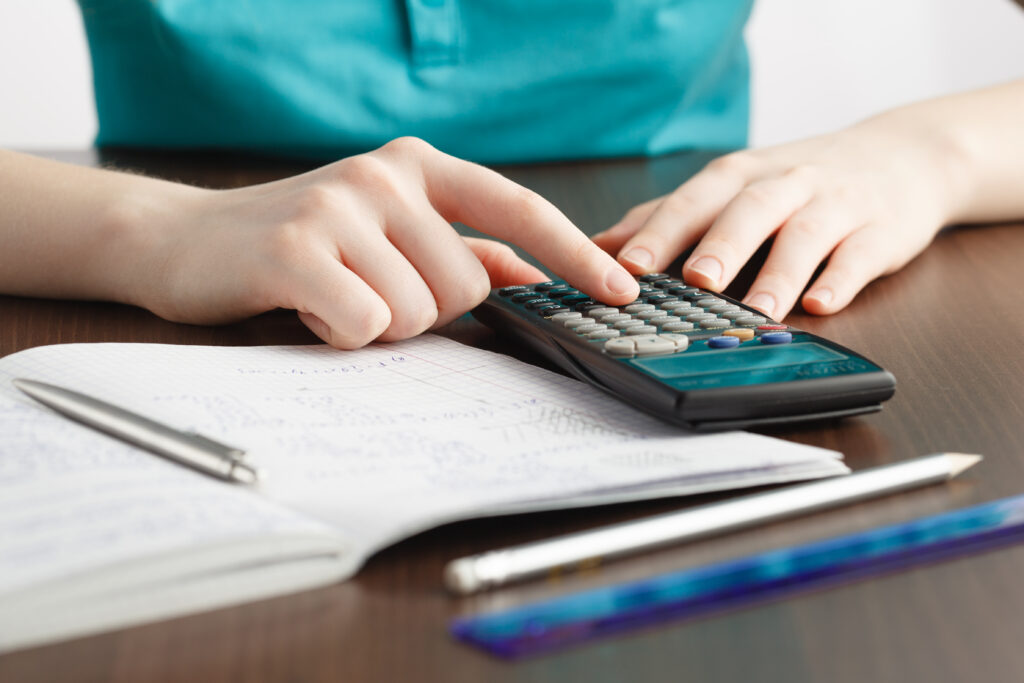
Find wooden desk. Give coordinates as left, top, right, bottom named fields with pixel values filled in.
left=2, top=149, right=1024, bottom=682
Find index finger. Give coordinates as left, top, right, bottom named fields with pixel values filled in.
left=410, top=143, right=639, bottom=304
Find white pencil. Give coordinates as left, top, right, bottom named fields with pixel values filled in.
left=444, top=453, right=982, bottom=595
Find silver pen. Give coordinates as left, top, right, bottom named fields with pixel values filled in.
left=13, top=378, right=261, bottom=484
left=444, top=452, right=982, bottom=594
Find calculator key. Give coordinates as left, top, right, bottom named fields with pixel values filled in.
left=598, top=313, right=632, bottom=324
left=758, top=324, right=789, bottom=331
left=631, top=334, right=677, bottom=356
left=532, top=281, right=561, bottom=291
left=736, top=315, right=768, bottom=327
left=639, top=273, right=672, bottom=283
left=499, top=285, right=531, bottom=297
left=700, top=318, right=732, bottom=330
left=562, top=294, right=594, bottom=306
left=685, top=312, right=717, bottom=323
left=511, top=292, right=543, bottom=303
left=614, top=319, right=647, bottom=330
left=551, top=311, right=583, bottom=323
left=721, top=310, right=751, bottom=320
left=678, top=288, right=708, bottom=300
left=667, top=286, right=700, bottom=297
left=587, top=328, right=621, bottom=340
left=638, top=286, right=659, bottom=296
left=574, top=301, right=603, bottom=313
left=723, top=328, right=755, bottom=341
left=539, top=306, right=571, bottom=317
left=661, top=301, right=694, bottom=313
left=708, top=304, right=741, bottom=315
left=564, top=317, right=598, bottom=329
left=652, top=278, right=684, bottom=289
left=587, top=307, right=619, bottom=319
left=524, top=298, right=558, bottom=309
left=708, top=335, right=741, bottom=349
left=645, top=294, right=677, bottom=305
left=659, top=333, right=690, bottom=352
left=649, top=316, right=682, bottom=326
left=695, top=297, right=726, bottom=308
left=624, top=303, right=656, bottom=314
left=546, top=287, right=577, bottom=298
left=637, top=309, right=668, bottom=320
left=574, top=323, right=608, bottom=334
left=603, top=337, right=638, bottom=356
left=760, top=331, right=793, bottom=344
left=625, top=325, right=659, bottom=335
left=662, top=321, right=695, bottom=332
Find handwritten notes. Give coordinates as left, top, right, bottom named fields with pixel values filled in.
left=1, top=335, right=845, bottom=560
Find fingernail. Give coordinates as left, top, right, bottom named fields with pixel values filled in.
left=745, top=292, right=777, bottom=319
left=806, top=287, right=833, bottom=306
left=605, top=267, right=638, bottom=296
left=621, top=247, right=654, bottom=271
left=688, top=256, right=723, bottom=288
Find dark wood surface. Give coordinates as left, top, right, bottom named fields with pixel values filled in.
left=2, top=149, right=1024, bottom=682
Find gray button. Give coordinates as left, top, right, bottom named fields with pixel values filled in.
left=696, top=297, right=726, bottom=308
left=632, top=334, right=677, bottom=356
left=708, top=304, right=741, bottom=314
left=736, top=315, right=768, bottom=327
left=613, top=319, right=646, bottom=330
left=551, top=311, right=583, bottom=323
left=574, top=323, right=607, bottom=334
left=659, top=333, right=691, bottom=352
left=661, top=301, right=694, bottom=313
left=662, top=321, right=695, bottom=332
left=637, top=309, right=667, bottom=320
left=603, top=337, right=637, bottom=356
left=700, top=318, right=732, bottom=329
left=648, top=315, right=681, bottom=326
left=625, top=325, right=659, bottom=335
left=586, top=307, right=619, bottom=319
left=565, top=317, right=598, bottom=328
left=587, top=328, right=621, bottom=339
left=686, top=312, right=717, bottom=323
left=721, top=310, right=751, bottom=320
left=624, top=303, right=656, bottom=314
left=598, top=312, right=632, bottom=324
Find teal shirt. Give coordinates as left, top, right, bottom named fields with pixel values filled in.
left=77, top=0, right=752, bottom=163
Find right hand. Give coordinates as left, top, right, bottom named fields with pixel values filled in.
left=136, top=137, right=639, bottom=348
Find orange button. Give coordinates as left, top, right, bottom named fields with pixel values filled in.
left=758, top=324, right=788, bottom=330
left=722, top=328, right=755, bottom=341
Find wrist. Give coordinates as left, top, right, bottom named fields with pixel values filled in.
left=95, top=176, right=210, bottom=311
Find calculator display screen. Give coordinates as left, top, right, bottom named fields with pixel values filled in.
left=631, top=342, right=877, bottom=390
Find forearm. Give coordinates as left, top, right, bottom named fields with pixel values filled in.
left=0, top=150, right=201, bottom=305
left=862, top=79, right=1024, bottom=225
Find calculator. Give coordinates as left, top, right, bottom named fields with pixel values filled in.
left=471, top=274, right=896, bottom=431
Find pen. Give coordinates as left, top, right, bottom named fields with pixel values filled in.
left=444, top=453, right=981, bottom=594
left=452, top=491, right=1020, bottom=658
left=12, top=378, right=260, bottom=484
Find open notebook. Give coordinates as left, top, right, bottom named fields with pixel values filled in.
left=0, top=334, right=846, bottom=652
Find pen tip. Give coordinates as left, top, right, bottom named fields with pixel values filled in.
left=944, top=453, right=983, bottom=478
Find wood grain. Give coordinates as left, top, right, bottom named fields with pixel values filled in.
left=2, top=149, right=1023, bottom=683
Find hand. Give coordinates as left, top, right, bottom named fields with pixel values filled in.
left=592, top=112, right=967, bottom=320
left=134, top=137, right=638, bottom=348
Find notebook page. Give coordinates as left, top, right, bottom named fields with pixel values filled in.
left=1, top=335, right=845, bottom=557
left=0, top=385, right=343, bottom=599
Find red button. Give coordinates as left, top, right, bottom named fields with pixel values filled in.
left=758, top=324, right=788, bottom=330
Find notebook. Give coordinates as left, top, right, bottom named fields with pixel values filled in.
left=0, top=334, right=846, bottom=652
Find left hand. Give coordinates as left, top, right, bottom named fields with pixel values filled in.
left=592, top=111, right=966, bottom=320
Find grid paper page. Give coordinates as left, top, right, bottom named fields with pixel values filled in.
left=0, top=335, right=846, bottom=557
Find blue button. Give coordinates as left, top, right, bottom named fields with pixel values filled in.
left=708, top=336, right=741, bottom=349
left=760, top=332, right=793, bottom=345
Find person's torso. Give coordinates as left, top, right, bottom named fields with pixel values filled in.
left=78, top=0, right=752, bottom=162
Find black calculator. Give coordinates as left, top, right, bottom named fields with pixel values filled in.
left=472, top=274, right=895, bottom=431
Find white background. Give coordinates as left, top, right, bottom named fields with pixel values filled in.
left=1, top=0, right=1022, bottom=149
